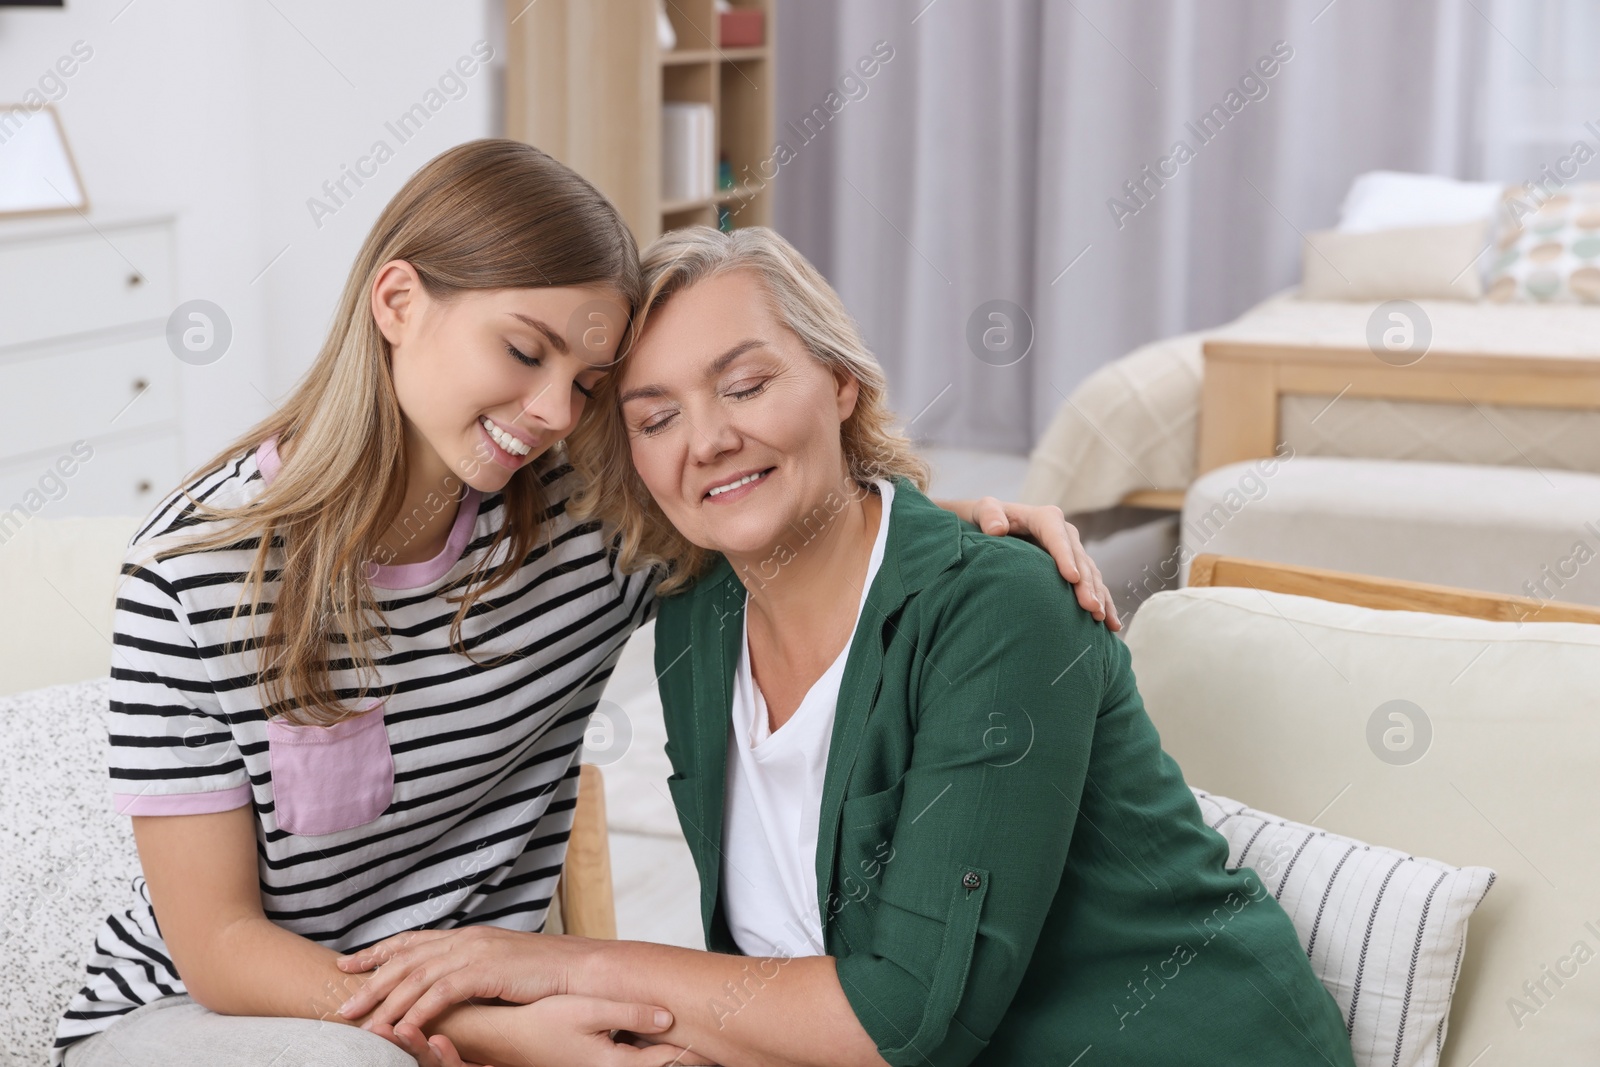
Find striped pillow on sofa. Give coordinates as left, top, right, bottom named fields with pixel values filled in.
left=1192, top=789, right=1496, bottom=1067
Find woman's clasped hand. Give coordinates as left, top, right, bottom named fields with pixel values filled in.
left=335, top=928, right=716, bottom=1067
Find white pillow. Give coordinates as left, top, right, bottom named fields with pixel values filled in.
left=1338, top=171, right=1505, bottom=234
left=1192, top=788, right=1496, bottom=1067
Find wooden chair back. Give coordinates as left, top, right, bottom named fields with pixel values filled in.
left=1187, top=553, right=1600, bottom=625
left=548, top=763, right=617, bottom=938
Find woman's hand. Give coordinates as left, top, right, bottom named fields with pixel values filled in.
left=374, top=1019, right=492, bottom=1067
left=408, top=997, right=700, bottom=1067
left=965, top=497, right=1121, bottom=631
left=336, top=927, right=583, bottom=1028
left=335, top=927, right=675, bottom=1043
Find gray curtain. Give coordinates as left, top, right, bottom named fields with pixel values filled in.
left=773, top=0, right=1490, bottom=452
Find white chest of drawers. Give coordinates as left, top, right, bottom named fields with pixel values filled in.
left=0, top=209, right=183, bottom=529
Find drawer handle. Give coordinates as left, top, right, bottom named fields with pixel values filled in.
left=132, top=377, right=149, bottom=392
left=136, top=479, right=153, bottom=494
left=127, top=273, right=144, bottom=288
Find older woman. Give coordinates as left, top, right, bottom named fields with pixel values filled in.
left=334, top=228, right=1356, bottom=1067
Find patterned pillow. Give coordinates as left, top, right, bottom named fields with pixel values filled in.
left=1192, top=788, right=1496, bottom=1067
left=1485, top=183, right=1600, bottom=302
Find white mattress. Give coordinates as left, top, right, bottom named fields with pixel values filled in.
left=1022, top=292, right=1600, bottom=516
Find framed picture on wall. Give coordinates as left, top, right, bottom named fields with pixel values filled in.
left=0, top=103, right=89, bottom=218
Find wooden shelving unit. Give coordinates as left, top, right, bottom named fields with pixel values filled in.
left=505, top=0, right=777, bottom=247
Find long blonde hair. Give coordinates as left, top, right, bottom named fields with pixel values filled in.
left=568, top=225, right=927, bottom=595
left=152, top=140, right=642, bottom=726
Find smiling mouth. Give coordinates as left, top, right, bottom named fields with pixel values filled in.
left=705, top=468, right=774, bottom=499
left=480, top=415, right=532, bottom=457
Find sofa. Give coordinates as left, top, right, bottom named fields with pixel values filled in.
left=6, top=519, right=1597, bottom=1066
left=1129, top=561, right=1600, bottom=1065
left=0, top=515, right=139, bottom=700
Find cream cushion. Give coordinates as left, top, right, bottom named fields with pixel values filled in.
left=1126, top=585, right=1600, bottom=1065
left=1302, top=222, right=1489, bottom=301
left=1179, top=456, right=1600, bottom=606
left=0, top=516, right=141, bottom=697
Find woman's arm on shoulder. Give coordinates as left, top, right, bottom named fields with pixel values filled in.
left=932, top=495, right=1120, bottom=630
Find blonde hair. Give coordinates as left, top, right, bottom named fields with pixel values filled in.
left=150, top=140, right=642, bottom=726
left=569, top=225, right=928, bottom=595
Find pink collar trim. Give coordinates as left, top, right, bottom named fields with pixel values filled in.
left=256, top=435, right=482, bottom=591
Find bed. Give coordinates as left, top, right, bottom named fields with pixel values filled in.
left=1022, top=290, right=1600, bottom=519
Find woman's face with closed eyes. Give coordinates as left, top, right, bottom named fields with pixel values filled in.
left=618, top=269, right=860, bottom=558
left=372, top=259, right=626, bottom=494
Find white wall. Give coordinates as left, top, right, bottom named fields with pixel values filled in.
left=0, top=0, right=501, bottom=468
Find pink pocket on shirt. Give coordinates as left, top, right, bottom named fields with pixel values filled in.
left=266, top=702, right=395, bottom=837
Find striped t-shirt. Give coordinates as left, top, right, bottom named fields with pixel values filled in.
left=52, top=438, right=658, bottom=1062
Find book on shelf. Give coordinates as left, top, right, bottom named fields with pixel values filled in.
left=717, top=7, right=763, bottom=46
left=661, top=102, right=715, bottom=204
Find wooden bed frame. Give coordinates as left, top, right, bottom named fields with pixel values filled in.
left=1188, top=553, right=1600, bottom=625
left=1196, top=338, right=1600, bottom=477
left=1113, top=338, right=1600, bottom=512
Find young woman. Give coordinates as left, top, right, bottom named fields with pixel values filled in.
left=332, top=227, right=1358, bottom=1067
left=54, top=141, right=1114, bottom=1067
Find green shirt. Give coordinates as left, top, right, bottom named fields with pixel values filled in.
left=654, top=478, right=1355, bottom=1066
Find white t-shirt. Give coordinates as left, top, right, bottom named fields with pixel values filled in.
left=720, top=479, right=893, bottom=958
